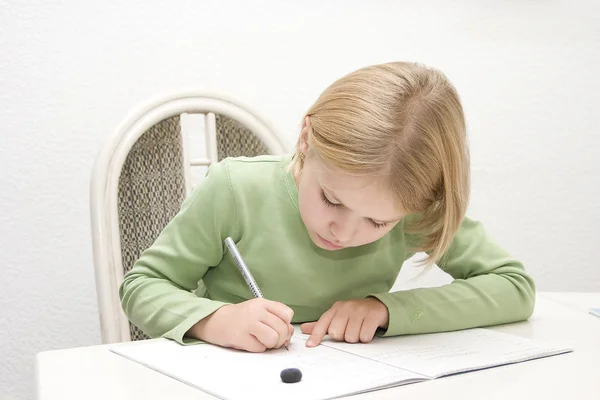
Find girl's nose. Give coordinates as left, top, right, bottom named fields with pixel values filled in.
left=330, top=218, right=356, bottom=244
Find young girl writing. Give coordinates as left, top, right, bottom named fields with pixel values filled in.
left=119, top=61, right=535, bottom=352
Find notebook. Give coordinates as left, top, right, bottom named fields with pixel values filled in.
left=110, top=328, right=572, bottom=400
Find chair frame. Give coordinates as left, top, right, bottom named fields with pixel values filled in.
left=90, top=92, right=289, bottom=343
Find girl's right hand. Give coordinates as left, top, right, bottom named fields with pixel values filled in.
left=188, top=298, right=295, bottom=352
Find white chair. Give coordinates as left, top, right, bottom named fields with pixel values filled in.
left=90, top=92, right=289, bottom=344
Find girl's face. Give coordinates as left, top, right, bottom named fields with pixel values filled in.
left=294, top=121, right=405, bottom=251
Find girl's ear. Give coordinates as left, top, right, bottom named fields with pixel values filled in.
left=301, top=115, right=309, bottom=130
left=298, top=116, right=311, bottom=154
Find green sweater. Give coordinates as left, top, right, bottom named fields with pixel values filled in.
left=120, top=155, right=535, bottom=344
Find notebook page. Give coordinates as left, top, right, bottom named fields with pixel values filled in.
left=110, top=335, right=426, bottom=400
left=321, top=328, right=572, bottom=379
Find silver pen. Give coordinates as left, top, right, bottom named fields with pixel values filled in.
left=224, top=237, right=290, bottom=350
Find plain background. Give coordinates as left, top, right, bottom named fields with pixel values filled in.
left=1, top=1, right=599, bottom=399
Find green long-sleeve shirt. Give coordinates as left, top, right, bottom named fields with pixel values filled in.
left=119, top=155, right=535, bottom=344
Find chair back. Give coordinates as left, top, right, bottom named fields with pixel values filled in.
left=90, top=92, right=289, bottom=343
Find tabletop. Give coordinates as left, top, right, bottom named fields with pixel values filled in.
left=36, top=292, right=600, bottom=400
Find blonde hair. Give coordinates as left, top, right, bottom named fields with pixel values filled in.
left=290, top=62, right=470, bottom=266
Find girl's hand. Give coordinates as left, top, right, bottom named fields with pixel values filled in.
left=188, top=298, right=294, bottom=352
left=300, top=298, right=389, bottom=347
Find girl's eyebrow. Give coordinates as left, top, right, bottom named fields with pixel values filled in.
left=322, top=187, right=403, bottom=223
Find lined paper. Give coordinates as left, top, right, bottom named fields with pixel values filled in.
left=111, top=335, right=424, bottom=400
left=111, top=328, right=572, bottom=399
left=323, top=328, right=572, bottom=378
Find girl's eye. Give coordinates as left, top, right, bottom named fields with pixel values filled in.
left=321, top=189, right=389, bottom=229
left=369, top=220, right=388, bottom=229
left=320, top=190, right=341, bottom=208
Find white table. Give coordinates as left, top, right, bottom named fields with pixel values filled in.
left=540, top=292, right=599, bottom=313
left=36, top=293, right=600, bottom=399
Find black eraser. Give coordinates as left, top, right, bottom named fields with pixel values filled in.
left=280, top=367, right=302, bottom=383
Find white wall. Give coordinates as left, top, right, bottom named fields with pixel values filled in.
left=1, top=1, right=599, bottom=399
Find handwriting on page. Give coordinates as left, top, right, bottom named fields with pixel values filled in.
left=112, top=336, right=424, bottom=400
left=323, top=328, right=569, bottom=379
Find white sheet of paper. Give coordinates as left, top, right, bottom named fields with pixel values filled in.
left=322, top=328, right=573, bottom=378
left=111, top=335, right=425, bottom=400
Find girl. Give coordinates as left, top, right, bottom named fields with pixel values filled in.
left=120, top=62, right=535, bottom=352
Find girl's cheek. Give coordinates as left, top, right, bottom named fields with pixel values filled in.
left=301, top=192, right=323, bottom=222
left=310, top=202, right=326, bottom=223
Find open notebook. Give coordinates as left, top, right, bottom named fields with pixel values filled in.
left=111, top=328, right=572, bottom=400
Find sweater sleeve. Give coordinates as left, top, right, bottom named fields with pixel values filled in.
left=119, top=160, right=237, bottom=344
left=369, top=217, right=536, bottom=336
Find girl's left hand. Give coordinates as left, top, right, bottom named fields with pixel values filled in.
left=300, top=298, right=389, bottom=347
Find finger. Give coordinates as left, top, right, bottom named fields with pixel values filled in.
left=359, top=314, right=380, bottom=343
left=260, top=310, right=289, bottom=348
left=327, top=312, right=349, bottom=342
left=344, top=315, right=364, bottom=343
left=264, top=300, right=294, bottom=324
left=307, top=308, right=337, bottom=347
left=233, top=334, right=267, bottom=353
left=283, top=324, right=294, bottom=348
left=249, top=321, right=280, bottom=349
left=300, top=322, right=317, bottom=334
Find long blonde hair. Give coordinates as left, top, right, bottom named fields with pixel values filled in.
left=290, top=62, right=470, bottom=266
